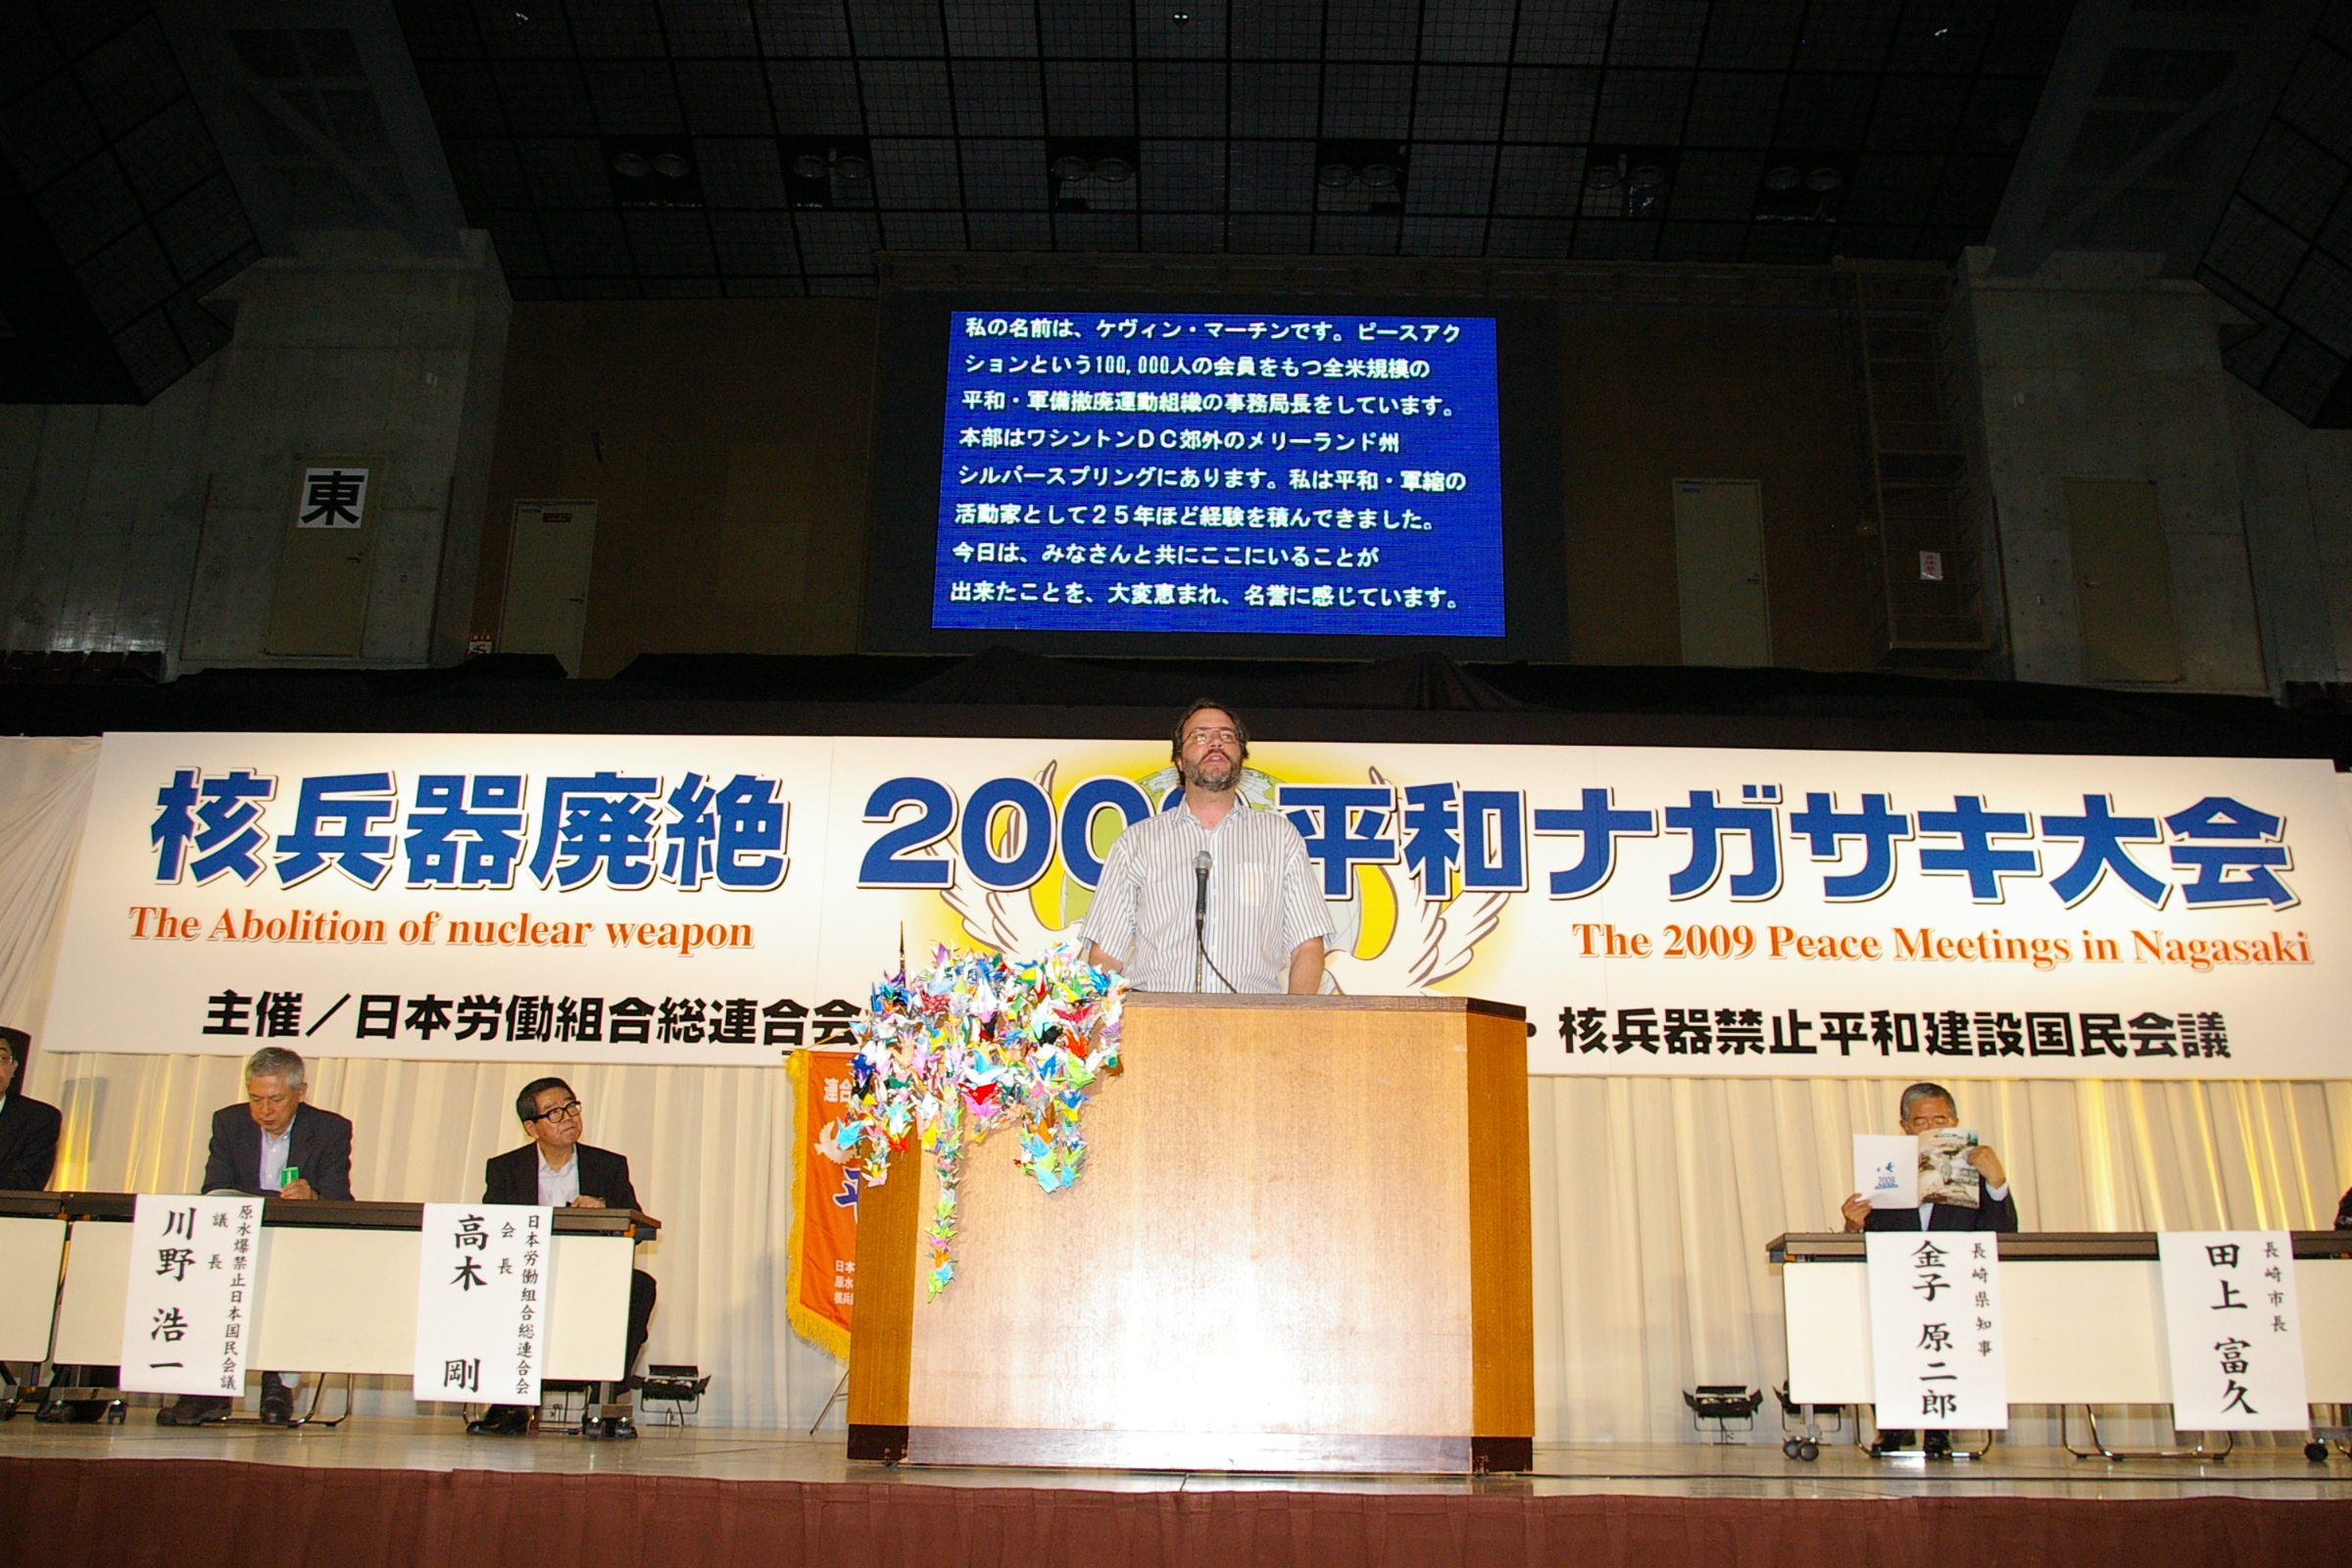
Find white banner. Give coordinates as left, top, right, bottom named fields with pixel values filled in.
left=2157, top=1230, right=2308, bottom=1431
left=1866, top=1230, right=2008, bottom=1430
left=43, top=732, right=2352, bottom=1076
left=119, top=1194, right=262, bottom=1396
left=413, top=1202, right=553, bottom=1406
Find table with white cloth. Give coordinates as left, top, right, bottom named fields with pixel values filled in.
left=5, top=1191, right=655, bottom=1413
left=0, top=1194, right=70, bottom=1368
left=1771, top=1230, right=2352, bottom=1447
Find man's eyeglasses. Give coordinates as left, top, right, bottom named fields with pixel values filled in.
left=1184, top=727, right=1239, bottom=747
left=528, top=1100, right=583, bottom=1123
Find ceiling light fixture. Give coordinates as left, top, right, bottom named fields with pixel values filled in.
left=1093, top=156, right=1133, bottom=182
left=612, top=152, right=650, bottom=177
left=791, top=153, right=829, bottom=180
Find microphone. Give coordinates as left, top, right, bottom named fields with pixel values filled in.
left=1194, top=851, right=1211, bottom=992
left=1192, top=850, right=1236, bottom=993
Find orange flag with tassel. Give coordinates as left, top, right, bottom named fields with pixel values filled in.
left=785, top=1049, right=859, bottom=1359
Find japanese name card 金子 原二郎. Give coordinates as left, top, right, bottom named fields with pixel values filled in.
left=119, top=1194, right=263, bottom=1397
left=1866, top=1230, right=2008, bottom=1431
left=413, top=1203, right=554, bottom=1407
left=2157, top=1231, right=2307, bottom=1431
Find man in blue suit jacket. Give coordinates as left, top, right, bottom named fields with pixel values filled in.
left=1840, top=1082, right=2018, bottom=1456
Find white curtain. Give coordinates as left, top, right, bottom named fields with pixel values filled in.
left=1530, top=1074, right=2352, bottom=1446
left=8, top=739, right=2350, bottom=1441
left=28, top=1051, right=2348, bottom=1439
left=0, top=737, right=100, bottom=1056
left=25, top=1050, right=847, bottom=1429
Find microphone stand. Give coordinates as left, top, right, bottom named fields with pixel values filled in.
left=1194, top=851, right=1238, bottom=993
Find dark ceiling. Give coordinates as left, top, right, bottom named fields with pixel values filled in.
left=0, top=0, right=260, bottom=401
left=9, top=0, right=2351, bottom=427
left=389, top=0, right=2078, bottom=301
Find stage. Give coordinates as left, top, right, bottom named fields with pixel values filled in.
left=2, top=1418, right=2346, bottom=1567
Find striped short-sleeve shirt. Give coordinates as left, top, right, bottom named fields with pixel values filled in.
left=1080, top=798, right=1335, bottom=994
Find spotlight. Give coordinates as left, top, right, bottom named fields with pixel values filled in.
left=1752, top=150, right=1853, bottom=221
left=1093, top=156, right=1133, bottom=182
left=1053, top=154, right=1092, bottom=180
left=1318, top=162, right=1357, bottom=188
left=791, top=153, right=830, bottom=180
left=1585, top=165, right=1620, bottom=191
left=833, top=155, right=870, bottom=180
left=1628, top=163, right=1668, bottom=189
left=606, top=136, right=705, bottom=208
left=1359, top=163, right=1398, bottom=189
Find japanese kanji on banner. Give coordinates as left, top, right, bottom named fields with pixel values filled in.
left=413, top=1202, right=553, bottom=1406
left=119, top=1194, right=262, bottom=1397
left=2157, top=1230, right=2309, bottom=1431
left=1866, top=1230, right=2008, bottom=1431
left=41, top=732, right=2352, bottom=1077
left=786, top=1050, right=858, bottom=1358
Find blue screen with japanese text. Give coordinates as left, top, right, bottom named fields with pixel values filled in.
left=933, top=310, right=1505, bottom=637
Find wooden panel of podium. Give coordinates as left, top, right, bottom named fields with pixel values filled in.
left=847, top=993, right=1533, bottom=1474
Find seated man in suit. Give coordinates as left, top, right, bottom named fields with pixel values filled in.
left=0, top=1026, right=59, bottom=1192
left=159, top=1046, right=354, bottom=1427
left=0, top=1026, right=62, bottom=1402
left=466, top=1077, right=657, bottom=1436
left=1839, top=1080, right=2018, bottom=1457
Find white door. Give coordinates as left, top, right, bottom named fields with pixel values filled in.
left=1673, top=478, right=1771, bottom=666
left=500, top=500, right=598, bottom=675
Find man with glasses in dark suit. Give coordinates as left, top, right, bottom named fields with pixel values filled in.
left=465, top=1077, right=657, bottom=1436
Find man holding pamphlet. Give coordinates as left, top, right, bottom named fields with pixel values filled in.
left=1840, top=1082, right=2017, bottom=1458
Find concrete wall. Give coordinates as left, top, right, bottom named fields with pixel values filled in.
left=0, top=359, right=223, bottom=661
left=0, top=229, right=510, bottom=673
left=472, top=300, right=876, bottom=678
left=1559, top=308, right=1874, bottom=669
left=1960, top=249, right=2270, bottom=694
left=2230, top=375, right=2352, bottom=686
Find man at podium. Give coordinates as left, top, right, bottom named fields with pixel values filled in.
left=1083, top=701, right=1332, bottom=994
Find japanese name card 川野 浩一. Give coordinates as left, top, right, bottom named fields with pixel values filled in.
left=119, top=1194, right=263, bottom=1397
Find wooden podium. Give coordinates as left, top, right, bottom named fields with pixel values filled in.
left=846, top=993, right=1534, bottom=1473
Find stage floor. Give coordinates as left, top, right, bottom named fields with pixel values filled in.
left=3, top=1415, right=2347, bottom=1500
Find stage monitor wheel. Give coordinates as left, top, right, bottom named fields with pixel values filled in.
left=2307, top=1441, right=2329, bottom=1462
left=1782, top=1439, right=1800, bottom=1458
left=1797, top=1441, right=1819, bottom=1461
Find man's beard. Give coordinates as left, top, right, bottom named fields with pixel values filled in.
left=1184, top=753, right=1241, bottom=793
